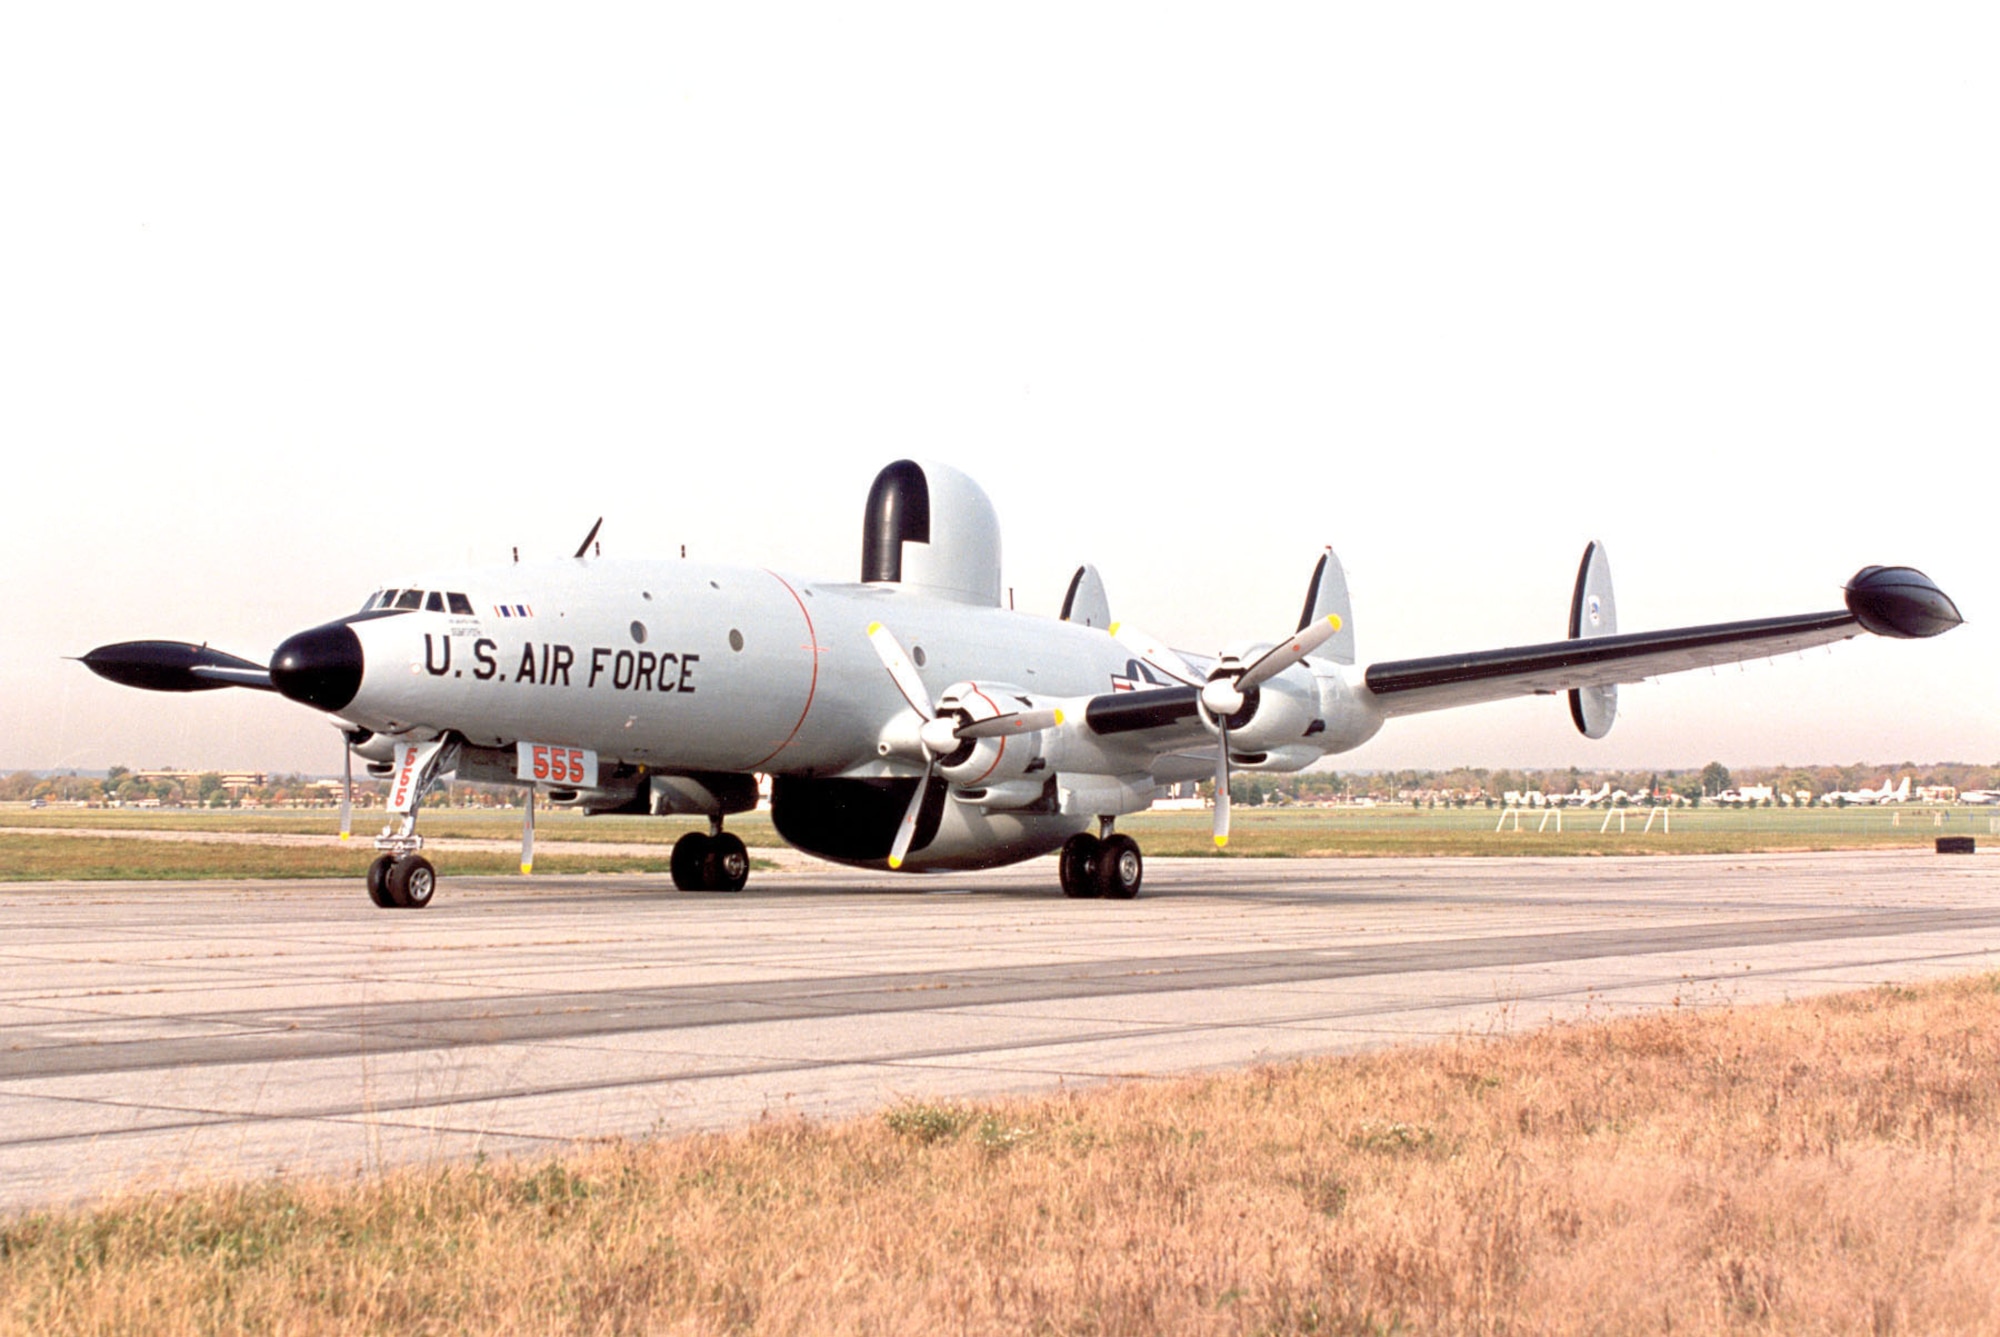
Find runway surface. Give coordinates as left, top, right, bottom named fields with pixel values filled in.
left=3, top=849, right=1997, bottom=1212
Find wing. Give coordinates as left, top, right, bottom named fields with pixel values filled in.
left=1360, top=565, right=1961, bottom=719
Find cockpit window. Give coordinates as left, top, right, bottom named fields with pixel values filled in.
left=395, top=589, right=425, bottom=610
left=447, top=592, right=474, bottom=615
left=361, top=590, right=385, bottom=611
left=425, top=591, right=445, bottom=612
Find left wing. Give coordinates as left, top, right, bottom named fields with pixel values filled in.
left=1361, top=565, right=1960, bottom=718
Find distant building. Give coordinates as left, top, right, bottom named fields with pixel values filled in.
left=132, top=768, right=267, bottom=795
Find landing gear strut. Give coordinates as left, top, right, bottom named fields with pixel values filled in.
left=365, top=738, right=457, bottom=910
left=1058, top=824, right=1143, bottom=900
left=671, top=820, right=750, bottom=892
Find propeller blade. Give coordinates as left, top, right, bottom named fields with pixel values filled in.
left=521, top=788, right=535, bottom=874
left=1236, top=614, right=1341, bottom=692
left=339, top=739, right=353, bottom=841
left=1213, top=727, right=1232, bottom=849
left=866, top=622, right=935, bottom=719
left=1109, top=623, right=1203, bottom=687
left=955, top=706, right=1065, bottom=739
left=887, top=762, right=933, bottom=870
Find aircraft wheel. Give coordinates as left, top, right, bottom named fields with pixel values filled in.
left=1094, top=834, right=1143, bottom=900
left=387, top=855, right=437, bottom=909
left=1059, top=834, right=1102, bottom=898
left=671, top=832, right=713, bottom=891
left=704, top=833, right=750, bottom=892
left=366, top=855, right=396, bottom=909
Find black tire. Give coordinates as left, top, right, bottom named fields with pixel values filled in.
left=671, top=832, right=713, bottom=891
left=387, top=855, right=437, bottom=909
left=1059, top=834, right=1102, bottom=898
left=366, top=855, right=396, bottom=909
left=1094, top=834, right=1143, bottom=900
left=704, top=832, right=750, bottom=892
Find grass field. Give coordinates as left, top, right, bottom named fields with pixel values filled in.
left=2, top=802, right=1985, bottom=879
left=4, top=973, right=1995, bottom=1333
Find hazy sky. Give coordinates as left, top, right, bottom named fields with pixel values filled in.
left=5, top=5, right=1994, bottom=777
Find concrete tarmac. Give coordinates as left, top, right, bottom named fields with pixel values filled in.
left=3, top=849, right=1996, bottom=1213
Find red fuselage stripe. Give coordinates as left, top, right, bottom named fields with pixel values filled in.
left=749, top=571, right=819, bottom=770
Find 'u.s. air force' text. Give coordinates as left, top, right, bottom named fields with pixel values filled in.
left=424, top=636, right=698, bottom=692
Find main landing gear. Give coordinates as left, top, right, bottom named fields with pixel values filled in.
left=1058, top=824, right=1143, bottom=900
left=671, top=820, right=751, bottom=892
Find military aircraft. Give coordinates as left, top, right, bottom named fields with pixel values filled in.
left=79, top=459, right=1963, bottom=907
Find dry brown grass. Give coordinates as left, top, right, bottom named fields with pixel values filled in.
left=6, top=977, right=2000, bottom=1334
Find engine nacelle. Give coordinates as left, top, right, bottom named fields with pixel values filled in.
left=1197, top=645, right=1322, bottom=756
left=931, top=682, right=1048, bottom=788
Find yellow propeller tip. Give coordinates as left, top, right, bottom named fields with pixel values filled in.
left=1052, top=709, right=1065, bottom=725
left=520, top=864, right=533, bottom=875
left=1214, top=835, right=1229, bottom=849
left=1327, top=614, right=1343, bottom=631
left=338, top=832, right=349, bottom=841
left=1108, top=622, right=1122, bottom=636
left=888, top=857, right=903, bottom=870
left=866, top=621, right=883, bottom=635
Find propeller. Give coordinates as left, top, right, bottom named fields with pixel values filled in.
left=865, top=621, right=1063, bottom=869
left=1203, top=614, right=1341, bottom=848
left=333, top=722, right=371, bottom=841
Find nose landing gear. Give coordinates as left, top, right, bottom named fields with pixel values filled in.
left=364, top=738, right=457, bottom=909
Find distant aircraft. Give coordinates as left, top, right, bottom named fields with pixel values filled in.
left=1820, top=776, right=1913, bottom=806
left=1561, top=782, right=1613, bottom=807
left=79, top=460, right=1962, bottom=906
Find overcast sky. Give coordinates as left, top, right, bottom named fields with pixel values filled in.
left=4, top=4, right=1994, bottom=777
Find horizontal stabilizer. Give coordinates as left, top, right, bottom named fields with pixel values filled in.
left=79, top=641, right=275, bottom=693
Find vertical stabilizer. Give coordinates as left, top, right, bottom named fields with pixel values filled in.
left=1061, top=564, right=1112, bottom=629
left=1567, top=541, right=1618, bottom=738
left=1297, top=548, right=1356, bottom=665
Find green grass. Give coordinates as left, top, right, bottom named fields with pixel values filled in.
left=0, top=834, right=693, bottom=881
left=0, top=803, right=1980, bottom=880
left=1119, top=803, right=1981, bottom=857
left=0, top=806, right=770, bottom=845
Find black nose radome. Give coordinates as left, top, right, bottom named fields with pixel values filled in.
left=270, top=622, right=364, bottom=712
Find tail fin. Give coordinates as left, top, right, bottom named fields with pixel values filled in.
left=1298, top=549, right=1356, bottom=665
left=1567, top=541, right=1618, bottom=738
left=1060, top=563, right=1112, bottom=629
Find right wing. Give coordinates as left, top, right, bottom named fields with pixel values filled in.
left=1360, top=565, right=1960, bottom=719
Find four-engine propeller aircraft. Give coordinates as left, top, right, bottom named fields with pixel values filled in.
left=80, top=460, right=1963, bottom=907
